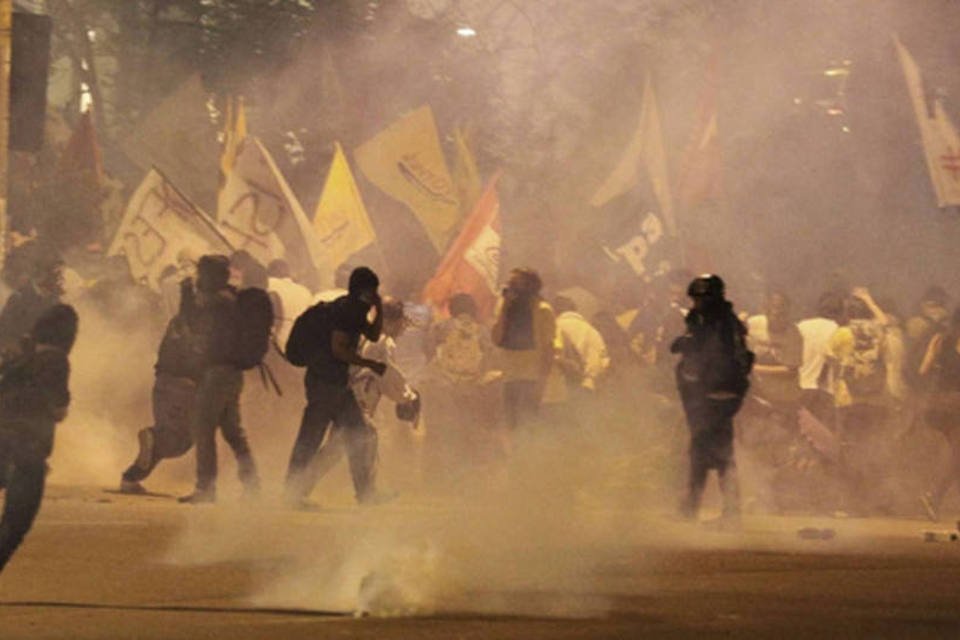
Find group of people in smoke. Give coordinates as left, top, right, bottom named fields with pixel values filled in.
left=2, top=231, right=960, bottom=572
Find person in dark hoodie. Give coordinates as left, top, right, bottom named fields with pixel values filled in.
left=670, top=274, right=753, bottom=525
left=179, top=255, right=260, bottom=504
left=0, top=244, right=64, bottom=353
left=0, top=303, right=77, bottom=573
left=119, top=278, right=206, bottom=494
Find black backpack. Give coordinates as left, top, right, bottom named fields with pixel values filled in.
left=233, top=287, right=274, bottom=370
left=285, top=302, right=331, bottom=367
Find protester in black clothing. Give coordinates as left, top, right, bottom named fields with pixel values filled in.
left=918, top=307, right=960, bottom=521
left=671, top=274, right=753, bottom=524
left=120, top=279, right=206, bottom=494
left=284, top=266, right=386, bottom=507
left=0, top=304, right=77, bottom=573
left=0, top=245, right=64, bottom=352
left=179, top=255, right=260, bottom=504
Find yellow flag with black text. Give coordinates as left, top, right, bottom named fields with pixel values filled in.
left=354, top=105, right=460, bottom=252
left=313, top=142, right=376, bottom=272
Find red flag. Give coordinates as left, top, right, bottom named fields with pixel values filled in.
left=422, top=172, right=502, bottom=320
left=677, top=59, right=722, bottom=210
left=59, top=109, right=104, bottom=186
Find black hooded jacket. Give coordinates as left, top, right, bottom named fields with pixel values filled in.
left=671, top=300, right=753, bottom=397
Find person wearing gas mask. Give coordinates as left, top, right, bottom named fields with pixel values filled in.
left=671, top=274, right=753, bottom=525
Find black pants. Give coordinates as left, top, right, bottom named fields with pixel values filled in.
left=285, top=381, right=377, bottom=501
left=191, top=366, right=258, bottom=493
left=122, top=374, right=196, bottom=483
left=503, top=380, right=540, bottom=430
left=0, top=455, right=46, bottom=574
left=680, top=392, right=744, bottom=519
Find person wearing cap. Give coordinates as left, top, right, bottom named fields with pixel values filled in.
left=178, top=255, right=261, bottom=504
left=670, top=274, right=753, bottom=525
left=284, top=266, right=387, bottom=507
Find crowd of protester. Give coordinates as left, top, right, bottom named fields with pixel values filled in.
left=2, top=231, right=960, bottom=571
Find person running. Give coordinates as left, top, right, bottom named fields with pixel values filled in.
left=0, top=304, right=78, bottom=573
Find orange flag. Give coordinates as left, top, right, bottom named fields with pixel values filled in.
left=423, top=172, right=502, bottom=320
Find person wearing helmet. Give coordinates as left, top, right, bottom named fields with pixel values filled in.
left=670, top=274, right=753, bottom=526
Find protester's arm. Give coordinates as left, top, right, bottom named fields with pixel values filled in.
left=332, top=330, right=386, bottom=375
left=360, top=297, right=383, bottom=342
left=919, top=333, right=944, bottom=377
left=851, top=287, right=889, bottom=326
left=581, top=326, right=611, bottom=389
left=537, top=304, right=557, bottom=381
left=491, top=299, right=507, bottom=347
left=38, top=351, right=70, bottom=422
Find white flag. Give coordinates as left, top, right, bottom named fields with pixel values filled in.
left=108, top=169, right=231, bottom=291
left=895, top=36, right=960, bottom=207
left=591, top=75, right=677, bottom=234
left=217, top=137, right=327, bottom=284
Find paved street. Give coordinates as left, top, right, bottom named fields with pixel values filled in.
left=1, top=485, right=959, bottom=639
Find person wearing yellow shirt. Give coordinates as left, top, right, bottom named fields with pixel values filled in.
left=491, top=268, right=556, bottom=431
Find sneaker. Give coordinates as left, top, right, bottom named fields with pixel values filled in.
left=178, top=489, right=216, bottom=504
left=357, top=489, right=398, bottom=507
left=134, top=428, right=155, bottom=471
left=920, top=492, right=939, bottom=522
left=119, top=480, right=148, bottom=495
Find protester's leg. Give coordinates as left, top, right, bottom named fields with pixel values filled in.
left=217, top=369, right=259, bottom=492
left=337, top=394, right=379, bottom=502
left=285, top=384, right=339, bottom=501
left=188, top=369, right=222, bottom=497
left=305, top=427, right=346, bottom=489
left=682, top=445, right=710, bottom=519
left=711, top=398, right=742, bottom=519
left=0, top=458, right=46, bottom=573
left=151, top=376, right=197, bottom=460
left=122, top=377, right=196, bottom=485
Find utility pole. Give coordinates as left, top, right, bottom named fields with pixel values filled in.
left=0, top=0, right=10, bottom=269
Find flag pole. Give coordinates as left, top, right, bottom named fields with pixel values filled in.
left=152, top=164, right=236, bottom=252
left=0, top=0, right=11, bottom=270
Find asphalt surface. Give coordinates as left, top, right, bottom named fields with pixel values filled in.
left=1, top=485, right=960, bottom=639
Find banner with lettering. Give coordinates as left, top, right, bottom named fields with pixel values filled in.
left=217, top=137, right=326, bottom=285
left=354, top=105, right=460, bottom=252
left=107, top=168, right=231, bottom=291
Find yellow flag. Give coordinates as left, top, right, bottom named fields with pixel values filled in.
left=313, top=142, right=376, bottom=272
left=354, top=105, right=460, bottom=252
left=895, top=36, right=960, bottom=207
left=590, top=75, right=676, bottom=235
left=452, top=126, right=482, bottom=215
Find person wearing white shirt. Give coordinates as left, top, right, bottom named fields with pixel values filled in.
left=796, top=291, right=844, bottom=421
